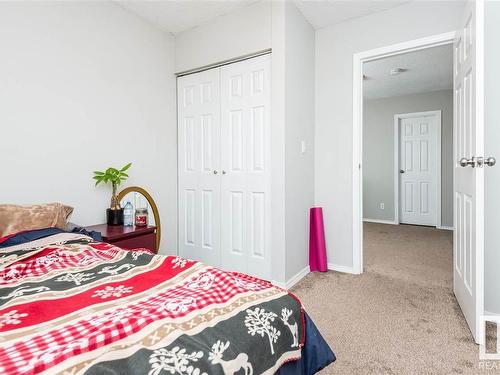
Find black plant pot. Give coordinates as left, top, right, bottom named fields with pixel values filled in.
left=107, top=208, right=124, bottom=226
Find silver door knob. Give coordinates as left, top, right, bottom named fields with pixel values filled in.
left=485, top=157, right=496, bottom=167
left=222, top=170, right=226, bottom=175
left=459, top=157, right=476, bottom=167
left=213, top=170, right=218, bottom=174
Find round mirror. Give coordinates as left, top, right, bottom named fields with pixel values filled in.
left=117, top=186, right=161, bottom=252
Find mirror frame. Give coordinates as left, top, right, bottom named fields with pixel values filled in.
left=117, top=186, right=161, bottom=252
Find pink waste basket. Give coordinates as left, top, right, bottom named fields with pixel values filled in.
left=309, top=207, right=328, bottom=272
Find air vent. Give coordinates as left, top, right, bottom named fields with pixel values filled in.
left=390, top=67, right=407, bottom=75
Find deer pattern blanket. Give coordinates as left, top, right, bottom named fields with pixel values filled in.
left=0, top=233, right=305, bottom=375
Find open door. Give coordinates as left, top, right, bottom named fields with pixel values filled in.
left=453, top=0, right=484, bottom=344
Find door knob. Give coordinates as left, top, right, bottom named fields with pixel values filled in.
left=459, top=157, right=476, bottom=167
left=213, top=170, right=218, bottom=174
left=222, top=170, right=226, bottom=175
left=399, top=170, right=405, bottom=174
left=485, top=157, right=496, bottom=167
left=460, top=156, right=496, bottom=168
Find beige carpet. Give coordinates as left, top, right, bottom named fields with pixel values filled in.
left=292, top=223, right=496, bottom=374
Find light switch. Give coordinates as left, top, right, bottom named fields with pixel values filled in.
left=301, top=140, right=306, bottom=154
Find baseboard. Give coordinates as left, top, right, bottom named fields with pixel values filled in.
left=286, top=265, right=311, bottom=289
left=363, top=218, right=398, bottom=225
left=485, top=310, right=500, bottom=316
left=272, top=265, right=310, bottom=290
left=437, top=225, right=454, bottom=231
left=273, top=263, right=357, bottom=288
left=328, top=263, right=355, bottom=274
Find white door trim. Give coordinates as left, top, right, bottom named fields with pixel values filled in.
left=393, top=110, right=442, bottom=227
left=352, top=31, right=456, bottom=275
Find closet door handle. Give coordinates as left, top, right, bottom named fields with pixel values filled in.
left=222, top=170, right=226, bottom=175
left=213, top=170, right=218, bottom=175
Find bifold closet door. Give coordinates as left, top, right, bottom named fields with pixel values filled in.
left=178, top=68, right=221, bottom=266
left=219, top=55, right=271, bottom=280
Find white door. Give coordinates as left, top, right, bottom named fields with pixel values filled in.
left=219, top=55, right=272, bottom=279
left=178, top=68, right=221, bottom=266
left=399, top=112, right=440, bottom=226
left=453, top=0, right=484, bottom=344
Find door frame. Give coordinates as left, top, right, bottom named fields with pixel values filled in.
left=352, top=31, right=456, bottom=275
left=394, top=110, right=442, bottom=227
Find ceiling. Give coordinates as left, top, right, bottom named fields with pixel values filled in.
left=294, top=0, right=410, bottom=30
left=116, top=0, right=257, bottom=34
left=116, top=0, right=412, bottom=35
left=363, top=44, right=453, bottom=100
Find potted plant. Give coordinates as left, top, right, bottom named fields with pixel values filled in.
left=93, top=163, right=132, bottom=225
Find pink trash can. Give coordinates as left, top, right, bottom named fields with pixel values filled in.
left=309, top=207, right=328, bottom=272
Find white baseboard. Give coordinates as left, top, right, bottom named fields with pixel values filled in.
left=485, top=310, right=500, bottom=316
left=273, top=263, right=357, bottom=289
left=363, top=218, right=398, bottom=225
left=437, top=225, right=454, bottom=231
left=328, top=263, right=355, bottom=274
left=272, top=265, right=310, bottom=290
left=286, top=265, right=310, bottom=289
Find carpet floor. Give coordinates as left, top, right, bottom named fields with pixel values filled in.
left=292, top=223, right=494, bottom=374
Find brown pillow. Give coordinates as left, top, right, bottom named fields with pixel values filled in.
left=0, top=203, right=73, bottom=237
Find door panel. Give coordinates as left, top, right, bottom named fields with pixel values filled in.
left=178, top=68, right=221, bottom=266
left=453, top=0, right=484, bottom=344
left=220, top=55, right=271, bottom=279
left=399, top=114, right=439, bottom=226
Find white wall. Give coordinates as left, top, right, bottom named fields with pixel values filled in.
left=0, top=1, right=177, bottom=254
left=174, top=1, right=272, bottom=73
left=363, top=90, right=454, bottom=227
left=315, top=1, right=463, bottom=269
left=284, top=2, right=315, bottom=281
left=485, top=0, right=500, bottom=315
left=270, top=1, right=287, bottom=284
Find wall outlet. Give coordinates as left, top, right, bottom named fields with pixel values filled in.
left=379, top=203, right=385, bottom=210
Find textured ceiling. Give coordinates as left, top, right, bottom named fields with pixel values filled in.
left=116, top=0, right=413, bottom=34
left=363, top=44, right=453, bottom=100
left=293, top=0, right=410, bottom=30
left=115, top=0, right=257, bottom=34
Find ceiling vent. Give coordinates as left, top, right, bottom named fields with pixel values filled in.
left=390, top=67, right=407, bottom=75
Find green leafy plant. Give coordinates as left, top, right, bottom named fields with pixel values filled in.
left=93, top=163, right=132, bottom=210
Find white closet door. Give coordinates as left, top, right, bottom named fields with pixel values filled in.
left=178, top=68, right=221, bottom=266
left=219, top=55, right=271, bottom=279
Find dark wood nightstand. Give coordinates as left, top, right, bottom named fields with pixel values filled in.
left=84, top=224, right=157, bottom=253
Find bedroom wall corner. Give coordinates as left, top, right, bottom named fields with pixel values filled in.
left=0, top=1, right=177, bottom=254
left=283, top=1, right=315, bottom=283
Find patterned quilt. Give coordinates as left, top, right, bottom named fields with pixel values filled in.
left=0, top=233, right=305, bottom=375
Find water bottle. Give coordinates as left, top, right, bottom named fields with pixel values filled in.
left=123, top=201, right=134, bottom=226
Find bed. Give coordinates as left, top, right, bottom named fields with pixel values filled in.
left=0, top=229, right=335, bottom=374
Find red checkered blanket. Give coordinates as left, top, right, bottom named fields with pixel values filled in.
left=0, top=233, right=304, bottom=374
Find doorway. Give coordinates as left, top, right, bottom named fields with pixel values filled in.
left=353, top=1, right=485, bottom=344
left=352, top=32, right=457, bottom=276
left=360, top=44, right=454, bottom=288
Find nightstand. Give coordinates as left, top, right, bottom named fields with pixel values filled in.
left=84, top=224, right=157, bottom=253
